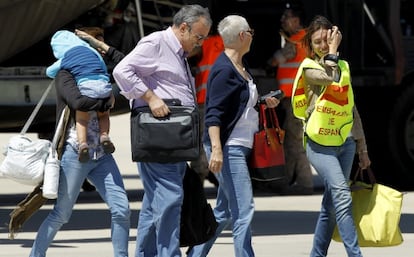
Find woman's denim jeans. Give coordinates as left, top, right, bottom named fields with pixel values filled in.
left=134, top=161, right=186, bottom=257
left=29, top=145, right=130, bottom=257
left=188, top=144, right=255, bottom=257
left=307, top=137, right=362, bottom=257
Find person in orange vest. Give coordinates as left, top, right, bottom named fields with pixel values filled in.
left=269, top=3, right=313, bottom=195
left=189, top=29, right=224, bottom=186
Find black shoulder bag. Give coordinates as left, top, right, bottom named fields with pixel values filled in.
left=130, top=99, right=200, bottom=162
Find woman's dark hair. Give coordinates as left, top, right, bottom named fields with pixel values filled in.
left=302, top=15, right=333, bottom=58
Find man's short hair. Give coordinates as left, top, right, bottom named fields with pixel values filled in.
left=285, top=3, right=306, bottom=24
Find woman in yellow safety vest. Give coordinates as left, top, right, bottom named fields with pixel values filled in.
left=291, top=16, right=371, bottom=257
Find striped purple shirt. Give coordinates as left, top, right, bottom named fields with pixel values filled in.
left=113, top=27, right=195, bottom=108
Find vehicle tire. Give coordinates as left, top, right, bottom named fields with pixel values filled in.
left=388, top=83, right=414, bottom=188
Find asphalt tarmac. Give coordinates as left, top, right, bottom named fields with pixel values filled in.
left=1, top=113, right=413, bottom=257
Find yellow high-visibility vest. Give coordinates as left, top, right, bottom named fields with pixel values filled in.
left=292, top=58, right=354, bottom=146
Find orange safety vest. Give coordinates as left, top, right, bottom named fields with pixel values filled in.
left=194, top=35, right=224, bottom=104
left=276, top=29, right=307, bottom=97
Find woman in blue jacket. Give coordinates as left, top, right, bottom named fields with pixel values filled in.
left=188, top=15, right=280, bottom=257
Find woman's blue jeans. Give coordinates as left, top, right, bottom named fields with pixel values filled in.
left=188, top=145, right=255, bottom=257
left=29, top=145, right=130, bottom=257
left=134, top=161, right=186, bottom=257
left=306, top=137, right=362, bottom=257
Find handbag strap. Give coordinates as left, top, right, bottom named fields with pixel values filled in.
left=268, top=107, right=281, bottom=128
left=20, top=80, right=54, bottom=135
left=351, top=167, right=376, bottom=191
left=353, top=167, right=376, bottom=184
left=259, top=104, right=281, bottom=129
left=131, top=59, right=197, bottom=109
left=184, top=58, right=198, bottom=107
left=259, top=104, right=267, bottom=129
left=50, top=107, right=69, bottom=155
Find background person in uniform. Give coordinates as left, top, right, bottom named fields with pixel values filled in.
left=269, top=3, right=313, bottom=195
left=188, top=15, right=280, bottom=257
left=291, top=15, right=371, bottom=257
left=113, top=5, right=212, bottom=257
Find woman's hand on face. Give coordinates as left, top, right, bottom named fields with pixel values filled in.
left=327, top=26, right=342, bottom=53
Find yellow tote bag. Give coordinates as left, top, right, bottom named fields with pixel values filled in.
left=332, top=168, right=404, bottom=247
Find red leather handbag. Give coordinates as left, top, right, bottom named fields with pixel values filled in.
left=249, top=104, right=286, bottom=182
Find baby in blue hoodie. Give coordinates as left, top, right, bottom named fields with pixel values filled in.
left=47, top=30, right=115, bottom=162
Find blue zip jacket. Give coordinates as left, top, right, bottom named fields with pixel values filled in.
left=203, top=52, right=250, bottom=146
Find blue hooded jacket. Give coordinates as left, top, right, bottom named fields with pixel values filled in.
left=46, top=30, right=109, bottom=84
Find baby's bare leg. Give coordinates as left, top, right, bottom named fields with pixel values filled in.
left=97, top=111, right=110, bottom=137
left=76, top=110, right=90, bottom=162
left=97, top=111, right=115, bottom=153
left=76, top=111, right=89, bottom=145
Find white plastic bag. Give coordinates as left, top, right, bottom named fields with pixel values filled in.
left=0, top=135, right=51, bottom=185
left=42, top=149, right=60, bottom=199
